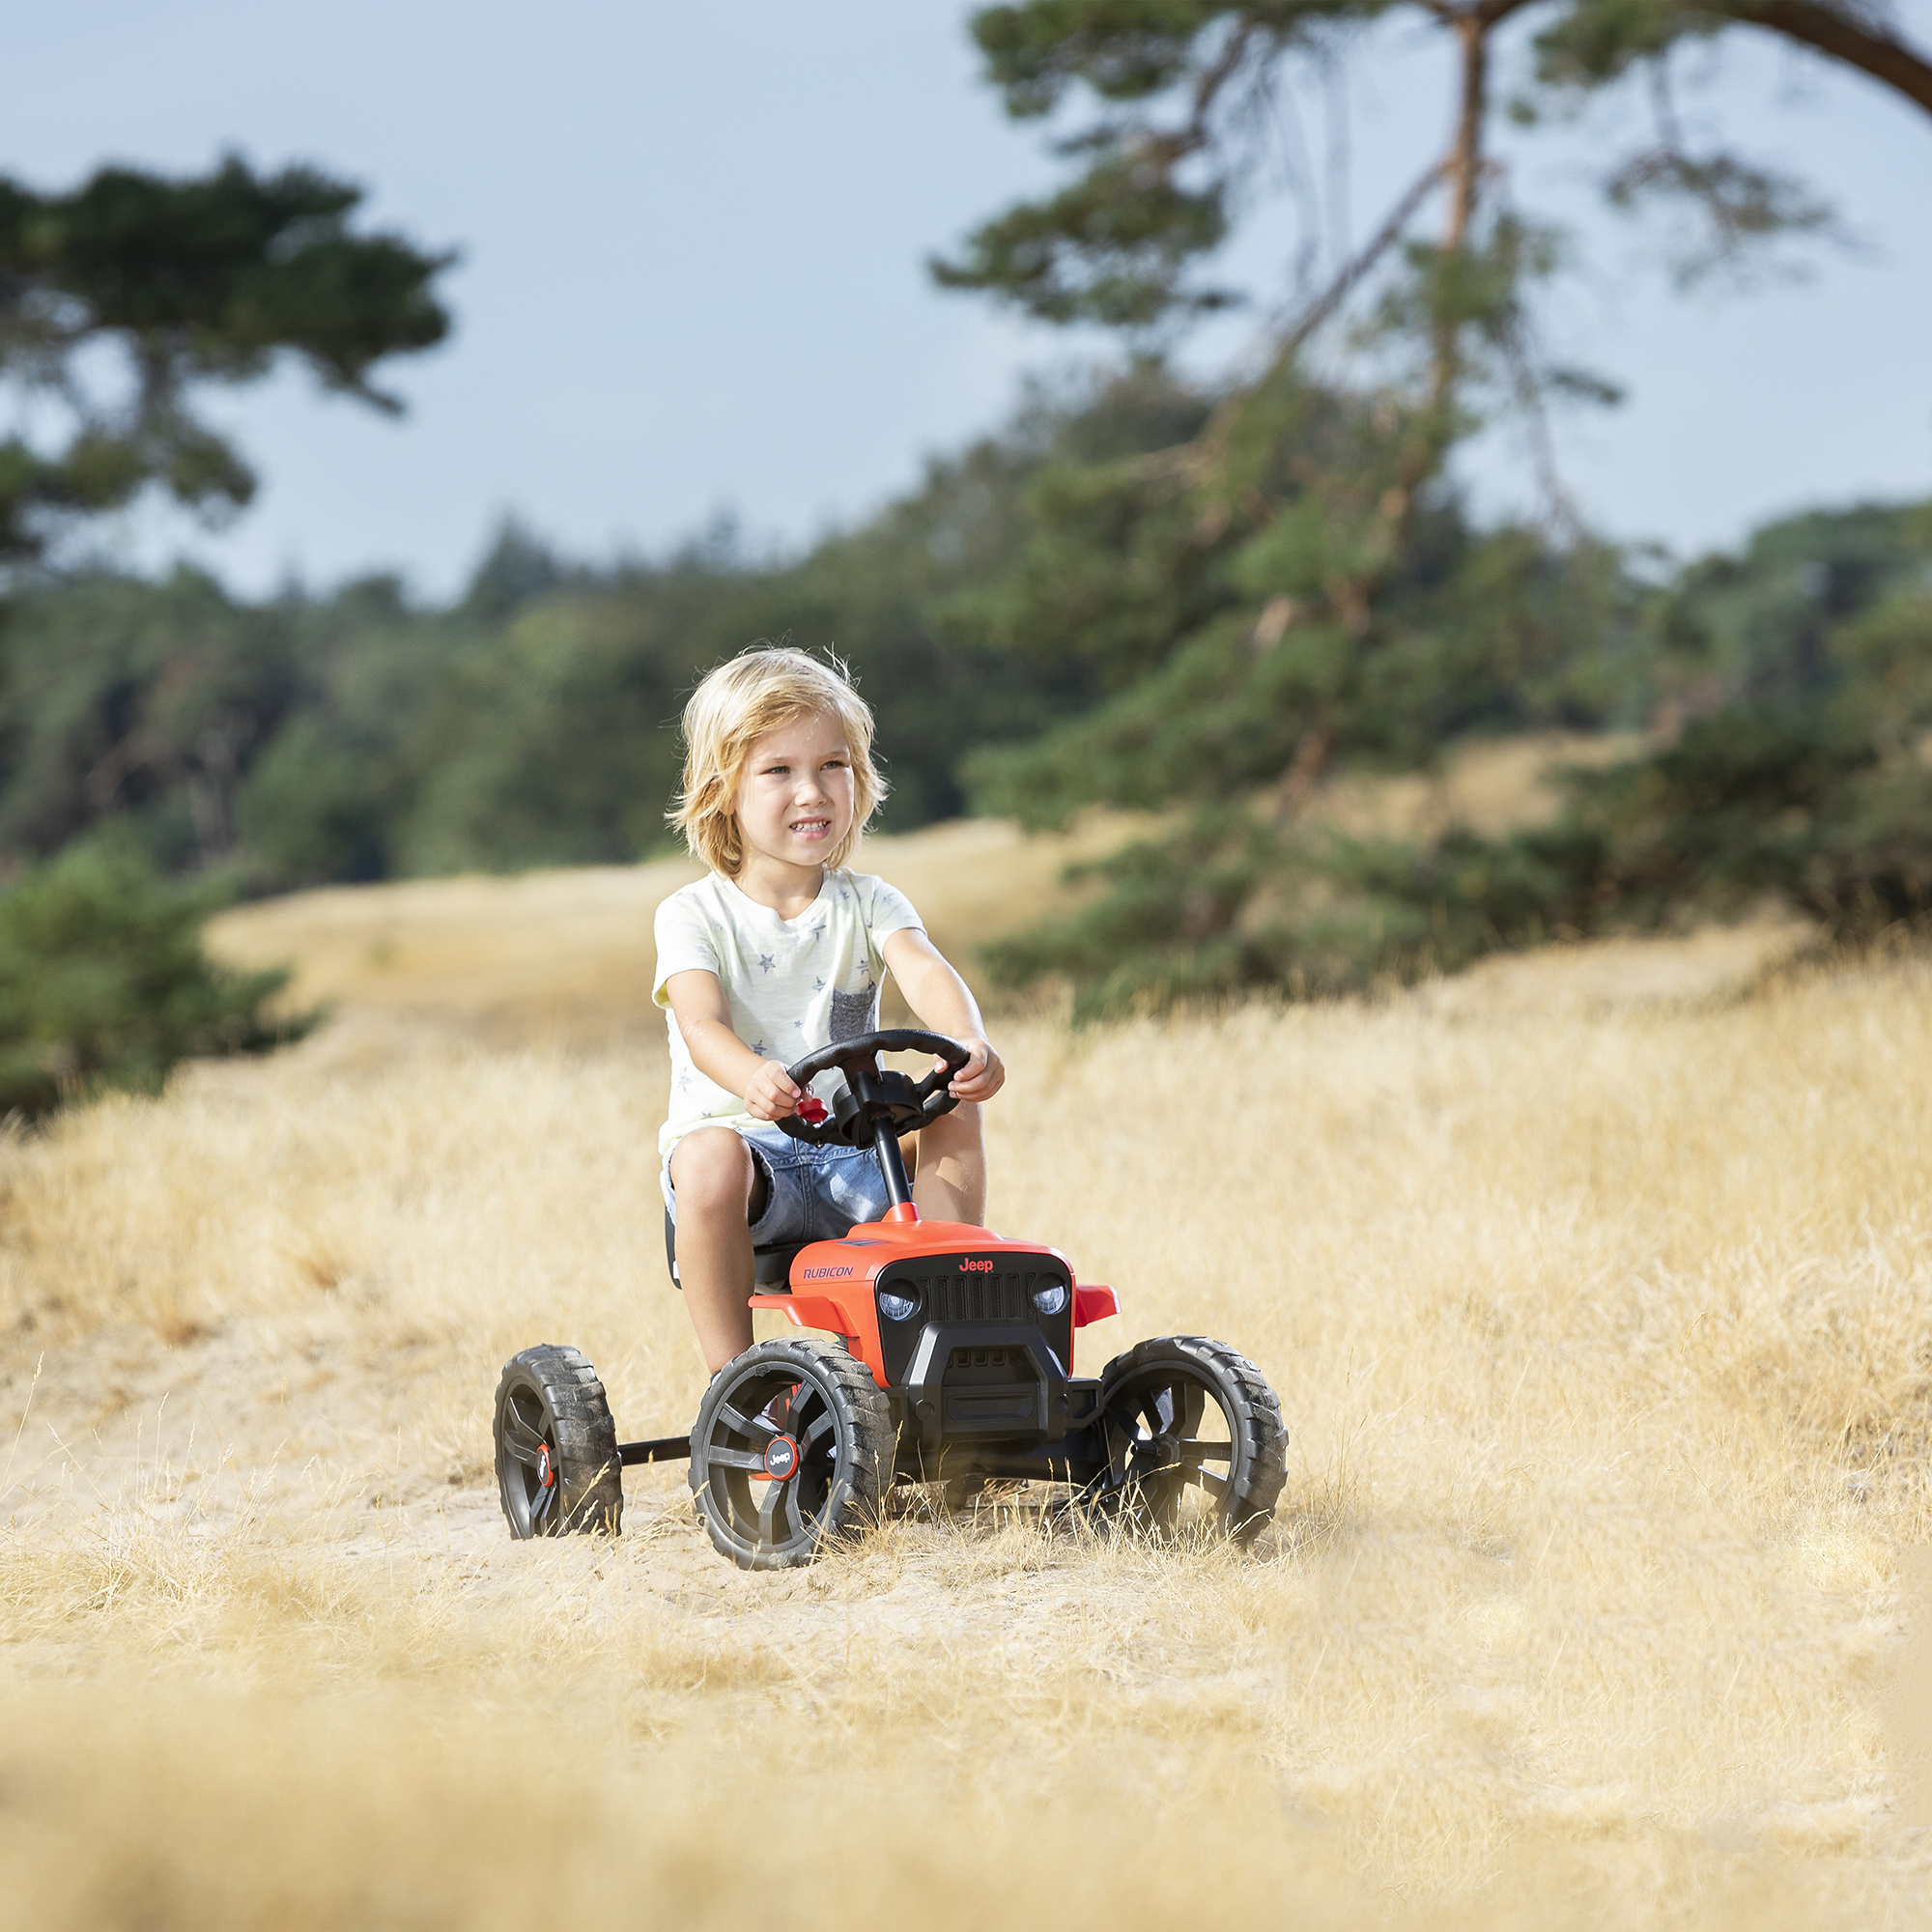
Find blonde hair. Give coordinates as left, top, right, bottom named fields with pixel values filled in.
left=668, top=646, right=886, bottom=876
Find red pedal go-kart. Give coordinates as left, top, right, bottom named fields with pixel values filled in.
left=494, top=1030, right=1289, bottom=1569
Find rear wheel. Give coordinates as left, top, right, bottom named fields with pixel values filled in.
left=494, top=1345, right=623, bottom=1538
left=690, top=1338, right=893, bottom=1570
left=1088, top=1336, right=1287, bottom=1544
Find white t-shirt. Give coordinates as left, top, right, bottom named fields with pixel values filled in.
left=652, top=867, right=925, bottom=1160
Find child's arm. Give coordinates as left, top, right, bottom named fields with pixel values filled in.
left=881, top=930, right=1006, bottom=1103
left=662, top=969, right=806, bottom=1122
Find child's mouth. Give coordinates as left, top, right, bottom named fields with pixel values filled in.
left=789, top=817, right=831, bottom=840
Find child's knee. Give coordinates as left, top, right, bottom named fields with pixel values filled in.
left=669, top=1128, right=755, bottom=1213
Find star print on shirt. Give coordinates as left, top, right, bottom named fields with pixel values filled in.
left=752, top=1040, right=769, bottom=1057
left=813, top=978, right=825, bottom=991
left=757, top=953, right=777, bottom=974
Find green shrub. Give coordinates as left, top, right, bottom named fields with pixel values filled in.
left=982, top=503, right=1932, bottom=1013
left=0, top=837, right=304, bottom=1118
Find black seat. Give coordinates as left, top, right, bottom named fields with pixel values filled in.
left=664, top=1209, right=809, bottom=1292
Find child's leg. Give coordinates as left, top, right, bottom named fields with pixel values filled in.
left=668, top=1126, right=764, bottom=1372
left=911, top=1101, right=984, bottom=1226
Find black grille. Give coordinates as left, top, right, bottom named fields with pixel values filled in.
left=883, top=1264, right=1066, bottom=1323
left=922, top=1271, right=1029, bottom=1323
left=950, top=1346, right=1022, bottom=1373
left=874, top=1252, right=1075, bottom=1389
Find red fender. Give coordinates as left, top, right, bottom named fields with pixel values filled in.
left=1073, top=1285, right=1119, bottom=1328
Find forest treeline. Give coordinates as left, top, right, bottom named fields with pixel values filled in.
left=3, top=359, right=1930, bottom=1037
left=7, top=361, right=1917, bottom=877
left=0, top=370, right=1167, bottom=892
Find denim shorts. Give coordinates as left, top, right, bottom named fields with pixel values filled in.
left=662, top=1121, right=893, bottom=1246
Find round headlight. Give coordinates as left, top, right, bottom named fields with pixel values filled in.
left=1031, top=1281, right=1068, bottom=1317
left=878, top=1285, right=920, bottom=1321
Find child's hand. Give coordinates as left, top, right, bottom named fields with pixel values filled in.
left=744, top=1059, right=805, bottom=1122
left=944, top=1037, right=1005, bottom=1104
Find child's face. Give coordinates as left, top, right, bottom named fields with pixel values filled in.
left=732, top=709, right=857, bottom=874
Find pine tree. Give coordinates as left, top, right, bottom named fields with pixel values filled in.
left=931, top=1, right=1932, bottom=1009
left=0, top=155, right=452, bottom=564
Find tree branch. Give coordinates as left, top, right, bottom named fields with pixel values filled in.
left=1272, top=156, right=1449, bottom=364
left=1729, top=0, right=1932, bottom=118
left=1497, top=308, right=1584, bottom=540
left=1129, top=153, right=1448, bottom=489
left=1189, top=19, right=1260, bottom=134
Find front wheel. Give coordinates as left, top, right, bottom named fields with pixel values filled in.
left=494, top=1345, right=623, bottom=1538
left=690, top=1339, right=894, bottom=1570
left=1087, top=1336, right=1288, bottom=1544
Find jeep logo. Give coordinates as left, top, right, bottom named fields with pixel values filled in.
left=958, top=1259, right=994, bottom=1273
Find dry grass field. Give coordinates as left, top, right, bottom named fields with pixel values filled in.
left=5, top=772, right=1930, bottom=1930
left=200, top=811, right=1148, bottom=1049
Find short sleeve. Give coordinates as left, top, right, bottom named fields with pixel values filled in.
left=865, top=877, right=923, bottom=944
left=652, top=888, right=723, bottom=1008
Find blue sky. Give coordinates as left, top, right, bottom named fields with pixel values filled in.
left=7, top=1, right=1930, bottom=598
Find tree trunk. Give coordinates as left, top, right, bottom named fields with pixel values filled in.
left=1431, top=11, right=1490, bottom=410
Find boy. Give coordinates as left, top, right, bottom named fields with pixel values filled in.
left=653, top=647, right=1005, bottom=1372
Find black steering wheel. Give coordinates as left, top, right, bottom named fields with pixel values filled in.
left=776, top=1029, right=972, bottom=1149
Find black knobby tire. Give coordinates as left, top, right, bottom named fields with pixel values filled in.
left=494, top=1345, right=624, bottom=1539
left=1089, top=1335, right=1288, bottom=1544
left=689, top=1338, right=894, bottom=1571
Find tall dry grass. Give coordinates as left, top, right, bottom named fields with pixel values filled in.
left=5, top=920, right=1932, bottom=1925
